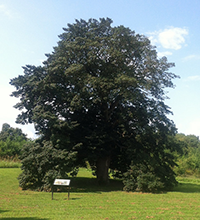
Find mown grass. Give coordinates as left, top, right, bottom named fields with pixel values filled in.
left=1, top=168, right=200, bottom=219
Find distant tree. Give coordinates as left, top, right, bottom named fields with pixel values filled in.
left=184, top=134, right=200, bottom=149
left=174, top=133, right=200, bottom=176
left=0, top=123, right=27, bottom=141
left=0, top=123, right=27, bottom=157
left=175, top=133, right=200, bottom=155
left=10, top=18, right=179, bottom=190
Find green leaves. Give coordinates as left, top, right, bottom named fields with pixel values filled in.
left=18, top=140, right=78, bottom=191
left=11, top=18, right=179, bottom=189
left=0, top=123, right=28, bottom=157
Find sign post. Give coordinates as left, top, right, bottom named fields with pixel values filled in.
left=52, top=179, right=71, bottom=200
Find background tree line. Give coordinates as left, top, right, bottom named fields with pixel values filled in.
left=0, top=123, right=29, bottom=158
left=174, top=133, right=200, bottom=176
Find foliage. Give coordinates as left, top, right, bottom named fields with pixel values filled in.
left=123, top=157, right=177, bottom=192
left=0, top=123, right=27, bottom=141
left=123, top=164, right=164, bottom=192
left=173, top=134, right=200, bottom=176
left=175, top=133, right=200, bottom=155
left=175, top=147, right=200, bottom=176
left=0, top=123, right=28, bottom=157
left=0, top=137, right=26, bottom=157
left=18, top=139, right=79, bottom=191
left=10, top=18, right=179, bottom=189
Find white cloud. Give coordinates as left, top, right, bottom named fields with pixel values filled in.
left=158, top=27, right=188, bottom=50
left=157, top=51, right=172, bottom=58
left=148, top=35, right=158, bottom=46
left=185, top=75, right=200, bottom=81
left=148, top=27, right=188, bottom=51
left=183, top=54, right=200, bottom=62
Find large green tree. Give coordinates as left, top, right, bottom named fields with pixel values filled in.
left=10, top=18, right=179, bottom=188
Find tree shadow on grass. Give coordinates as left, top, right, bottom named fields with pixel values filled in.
left=57, top=177, right=200, bottom=194
left=68, top=177, right=200, bottom=194
left=0, top=210, right=9, bottom=214
left=0, top=218, right=49, bottom=220
left=0, top=209, right=48, bottom=220
left=55, top=176, right=123, bottom=193
left=170, top=182, right=200, bottom=193
left=52, top=177, right=200, bottom=194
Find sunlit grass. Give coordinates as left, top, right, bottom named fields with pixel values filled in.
left=1, top=168, right=200, bottom=219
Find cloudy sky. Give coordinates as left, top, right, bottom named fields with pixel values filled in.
left=0, top=0, right=200, bottom=138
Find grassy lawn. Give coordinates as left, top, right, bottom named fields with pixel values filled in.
left=1, top=168, right=200, bottom=219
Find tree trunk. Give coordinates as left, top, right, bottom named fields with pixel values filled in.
left=96, top=156, right=110, bottom=185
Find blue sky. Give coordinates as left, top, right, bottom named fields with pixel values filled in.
left=0, top=0, right=200, bottom=138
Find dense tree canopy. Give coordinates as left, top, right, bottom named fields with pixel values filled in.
left=10, top=18, right=179, bottom=190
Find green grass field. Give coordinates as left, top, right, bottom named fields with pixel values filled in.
left=1, top=168, right=200, bottom=219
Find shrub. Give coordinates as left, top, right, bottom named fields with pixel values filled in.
left=123, top=164, right=164, bottom=192
left=123, top=162, right=177, bottom=192
left=18, top=140, right=79, bottom=191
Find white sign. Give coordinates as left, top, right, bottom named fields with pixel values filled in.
left=54, top=179, right=70, bottom=186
